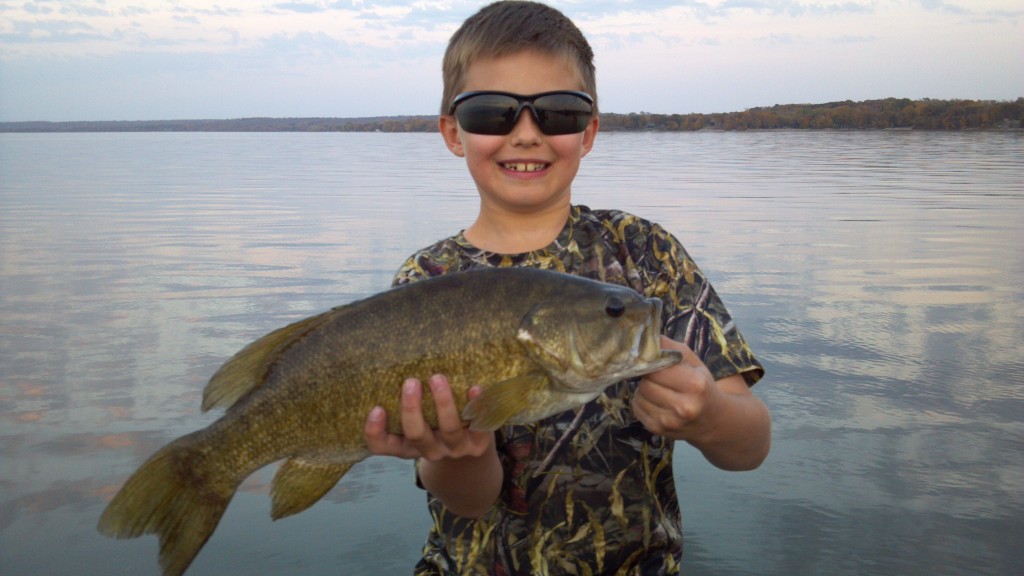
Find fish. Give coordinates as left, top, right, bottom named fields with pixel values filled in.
left=96, top=266, right=681, bottom=575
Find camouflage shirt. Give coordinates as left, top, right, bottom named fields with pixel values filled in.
left=393, top=205, right=763, bottom=576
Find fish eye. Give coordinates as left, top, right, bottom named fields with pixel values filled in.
left=605, top=296, right=625, bottom=318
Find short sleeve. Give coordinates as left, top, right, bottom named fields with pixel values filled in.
left=618, top=215, right=764, bottom=386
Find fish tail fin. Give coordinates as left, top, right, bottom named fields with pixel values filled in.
left=97, top=435, right=234, bottom=576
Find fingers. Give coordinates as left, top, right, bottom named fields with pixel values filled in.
left=428, top=375, right=466, bottom=446
left=364, top=375, right=492, bottom=462
left=364, top=403, right=419, bottom=459
left=645, top=337, right=711, bottom=390
left=417, top=377, right=493, bottom=460
left=363, top=406, right=387, bottom=448
left=461, top=386, right=497, bottom=455
left=632, top=338, right=714, bottom=436
left=677, top=342, right=705, bottom=369
left=363, top=377, right=434, bottom=459
left=656, top=335, right=702, bottom=370
left=632, top=379, right=700, bottom=435
left=399, top=377, right=430, bottom=441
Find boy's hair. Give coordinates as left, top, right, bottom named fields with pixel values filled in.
left=441, top=1, right=597, bottom=115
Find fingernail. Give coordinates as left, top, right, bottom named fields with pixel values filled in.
left=403, top=378, right=418, bottom=395
left=368, top=406, right=384, bottom=422
left=429, top=374, right=447, bottom=392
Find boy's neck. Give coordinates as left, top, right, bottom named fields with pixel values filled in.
left=464, top=201, right=571, bottom=254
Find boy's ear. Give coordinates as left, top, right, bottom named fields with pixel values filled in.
left=580, top=115, right=599, bottom=158
left=439, top=115, right=465, bottom=157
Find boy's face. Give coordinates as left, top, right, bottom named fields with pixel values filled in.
left=440, top=50, right=598, bottom=216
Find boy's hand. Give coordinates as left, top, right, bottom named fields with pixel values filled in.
left=632, top=335, right=771, bottom=470
left=364, top=374, right=495, bottom=462
left=632, top=336, right=723, bottom=440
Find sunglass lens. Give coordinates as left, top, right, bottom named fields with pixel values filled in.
left=454, top=94, right=519, bottom=136
left=533, top=93, right=593, bottom=135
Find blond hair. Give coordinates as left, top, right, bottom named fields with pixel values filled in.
left=440, top=1, right=597, bottom=115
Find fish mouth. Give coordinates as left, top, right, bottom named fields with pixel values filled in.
left=634, top=298, right=664, bottom=362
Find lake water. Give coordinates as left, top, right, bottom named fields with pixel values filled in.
left=1, top=130, right=1022, bottom=575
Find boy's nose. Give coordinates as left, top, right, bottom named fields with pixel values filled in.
left=509, top=108, right=543, bottom=142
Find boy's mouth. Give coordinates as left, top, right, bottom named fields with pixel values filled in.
left=501, top=162, right=549, bottom=173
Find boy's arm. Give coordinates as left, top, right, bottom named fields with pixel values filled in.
left=632, top=336, right=772, bottom=471
left=363, top=374, right=503, bottom=518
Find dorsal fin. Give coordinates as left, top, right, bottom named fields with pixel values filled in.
left=201, top=312, right=332, bottom=412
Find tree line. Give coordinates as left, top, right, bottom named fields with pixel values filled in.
left=598, top=97, right=1024, bottom=131
left=2, top=98, right=1020, bottom=133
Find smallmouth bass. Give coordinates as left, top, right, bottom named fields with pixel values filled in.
left=97, top=267, right=681, bottom=575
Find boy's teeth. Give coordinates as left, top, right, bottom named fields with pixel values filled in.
left=504, top=162, right=545, bottom=172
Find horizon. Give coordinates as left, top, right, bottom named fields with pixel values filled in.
left=2, top=96, right=1021, bottom=126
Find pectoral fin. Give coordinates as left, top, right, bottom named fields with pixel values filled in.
left=463, top=372, right=551, bottom=431
left=270, top=458, right=353, bottom=520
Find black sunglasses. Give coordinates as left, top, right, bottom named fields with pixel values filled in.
left=448, top=90, right=595, bottom=136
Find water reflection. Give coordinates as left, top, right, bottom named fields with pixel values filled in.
left=581, top=131, right=1023, bottom=575
left=1, top=131, right=1022, bottom=574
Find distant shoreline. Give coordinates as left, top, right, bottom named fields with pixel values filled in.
left=2, top=97, right=1021, bottom=133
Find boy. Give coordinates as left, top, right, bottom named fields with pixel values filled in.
left=364, top=2, right=771, bottom=574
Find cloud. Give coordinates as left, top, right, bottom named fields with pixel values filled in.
left=22, top=2, right=56, bottom=15
left=0, top=18, right=104, bottom=44
left=273, top=1, right=333, bottom=14
left=0, top=1, right=896, bottom=62
left=830, top=34, right=877, bottom=44
left=0, top=0, right=466, bottom=61
left=918, top=0, right=969, bottom=15
left=258, top=30, right=356, bottom=60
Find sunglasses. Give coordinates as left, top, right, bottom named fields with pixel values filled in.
left=448, top=90, right=595, bottom=136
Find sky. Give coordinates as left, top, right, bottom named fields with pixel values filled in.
left=0, top=0, right=1022, bottom=122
